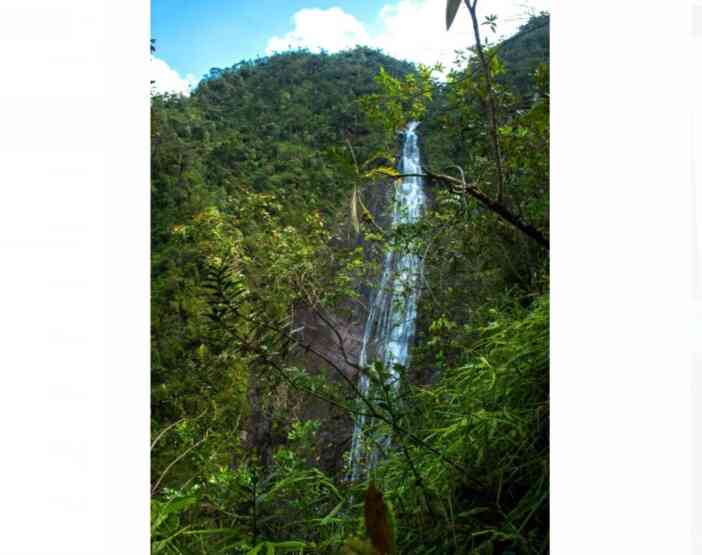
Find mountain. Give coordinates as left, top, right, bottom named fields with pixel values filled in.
left=151, top=15, right=549, bottom=554
left=497, top=12, right=550, bottom=100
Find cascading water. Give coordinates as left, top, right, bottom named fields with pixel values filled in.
left=349, top=121, right=426, bottom=481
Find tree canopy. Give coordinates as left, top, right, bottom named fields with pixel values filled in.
left=151, top=11, right=549, bottom=553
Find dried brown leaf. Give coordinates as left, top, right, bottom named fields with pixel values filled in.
left=364, top=482, right=392, bottom=555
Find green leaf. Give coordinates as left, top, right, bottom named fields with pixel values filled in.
left=320, top=499, right=345, bottom=525
left=366, top=166, right=399, bottom=179
left=247, top=541, right=307, bottom=555
left=351, top=186, right=360, bottom=234
left=270, top=541, right=307, bottom=550
left=341, top=538, right=376, bottom=555
left=446, top=0, right=462, bottom=30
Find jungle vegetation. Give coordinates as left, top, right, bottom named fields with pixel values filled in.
left=151, top=5, right=549, bottom=553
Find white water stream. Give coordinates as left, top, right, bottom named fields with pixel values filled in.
left=349, top=121, right=426, bottom=480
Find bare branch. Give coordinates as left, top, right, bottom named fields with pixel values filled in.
left=398, top=171, right=548, bottom=249
left=465, top=0, right=505, bottom=203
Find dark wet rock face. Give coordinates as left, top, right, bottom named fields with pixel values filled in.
left=241, top=175, right=398, bottom=477
left=290, top=178, right=394, bottom=476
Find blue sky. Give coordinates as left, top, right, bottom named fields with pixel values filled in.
left=152, top=0, right=388, bottom=81
left=151, top=0, right=549, bottom=95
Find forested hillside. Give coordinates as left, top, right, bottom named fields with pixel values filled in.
left=151, top=9, right=549, bottom=554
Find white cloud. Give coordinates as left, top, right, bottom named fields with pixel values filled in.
left=266, top=7, right=371, bottom=54
left=377, top=0, right=549, bottom=72
left=266, top=1, right=549, bottom=74
left=376, top=0, right=472, bottom=71
left=151, top=56, right=198, bottom=96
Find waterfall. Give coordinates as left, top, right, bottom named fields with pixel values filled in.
left=349, top=121, right=426, bottom=481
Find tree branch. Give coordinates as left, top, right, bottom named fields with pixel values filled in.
left=399, top=171, right=548, bottom=249
left=217, top=300, right=484, bottom=489
left=465, top=0, right=506, bottom=203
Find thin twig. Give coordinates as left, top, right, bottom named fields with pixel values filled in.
left=152, top=432, right=209, bottom=495
left=151, top=408, right=208, bottom=451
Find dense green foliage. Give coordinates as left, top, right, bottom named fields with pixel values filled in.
left=495, top=14, right=549, bottom=102
left=151, top=10, right=549, bottom=554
